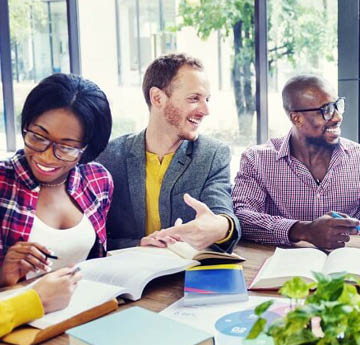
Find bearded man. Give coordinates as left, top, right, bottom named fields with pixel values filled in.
left=98, top=53, right=240, bottom=252
left=232, top=75, right=360, bottom=250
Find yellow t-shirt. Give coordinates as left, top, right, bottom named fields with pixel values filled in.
left=145, top=151, right=234, bottom=243
left=145, top=152, right=175, bottom=235
left=0, top=289, right=44, bottom=337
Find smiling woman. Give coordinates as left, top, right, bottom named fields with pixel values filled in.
left=0, top=73, right=113, bottom=287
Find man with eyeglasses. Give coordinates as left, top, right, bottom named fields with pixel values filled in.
left=232, top=74, right=360, bottom=249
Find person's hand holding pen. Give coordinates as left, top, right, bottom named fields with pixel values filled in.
left=289, top=211, right=360, bottom=249
left=33, top=267, right=82, bottom=313
left=0, top=241, right=54, bottom=287
left=330, top=211, right=360, bottom=231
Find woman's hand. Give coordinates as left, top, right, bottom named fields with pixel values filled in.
left=33, top=267, right=82, bottom=313
left=0, top=241, right=53, bottom=286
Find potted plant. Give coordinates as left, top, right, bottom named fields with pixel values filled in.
left=247, top=271, right=360, bottom=344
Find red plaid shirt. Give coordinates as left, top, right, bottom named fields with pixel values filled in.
left=0, top=150, right=113, bottom=264
left=232, top=131, right=360, bottom=245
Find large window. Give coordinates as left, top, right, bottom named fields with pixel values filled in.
left=174, top=1, right=257, bottom=170
left=9, top=0, right=69, bottom=147
left=0, top=0, right=350, bottom=157
left=78, top=0, right=178, bottom=137
left=78, top=0, right=256, bottom=172
left=267, top=0, right=338, bottom=138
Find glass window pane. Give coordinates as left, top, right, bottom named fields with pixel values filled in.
left=79, top=0, right=256, bottom=179
left=267, top=0, right=338, bottom=138
left=78, top=0, right=139, bottom=136
left=174, top=0, right=256, bottom=177
left=9, top=0, right=69, bottom=147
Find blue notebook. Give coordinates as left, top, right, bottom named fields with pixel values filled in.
left=184, top=264, right=249, bottom=305
left=67, top=306, right=214, bottom=345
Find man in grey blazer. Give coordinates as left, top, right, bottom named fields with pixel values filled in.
left=98, top=53, right=240, bottom=252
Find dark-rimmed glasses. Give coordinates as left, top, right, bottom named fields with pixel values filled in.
left=23, top=129, right=87, bottom=162
left=290, top=97, right=345, bottom=121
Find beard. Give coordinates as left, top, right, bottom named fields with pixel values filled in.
left=163, top=102, right=198, bottom=141
left=305, top=136, right=340, bottom=149
left=164, top=102, right=182, bottom=128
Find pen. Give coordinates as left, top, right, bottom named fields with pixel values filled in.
left=331, top=211, right=360, bottom=231
left=43, top=252, right=59, bottom=260
left=70, top=267, right=81, bottom=276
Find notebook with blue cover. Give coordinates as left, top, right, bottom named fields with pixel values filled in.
left=66, top=306, right=214, bottom=345
left=184, top=263, right=249, bottom=306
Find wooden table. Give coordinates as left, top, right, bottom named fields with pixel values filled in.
left=4, top=236, right=360, bottom=345
left=13, top=241, right=273, bottom=345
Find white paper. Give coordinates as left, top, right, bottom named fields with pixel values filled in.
left=78, top=250, right=196, bottom=300
left=323, top=247, right=360, bottom=276
left=161, top=295, right=290, bottom=345
left=260, top=248, right=326, bottom=280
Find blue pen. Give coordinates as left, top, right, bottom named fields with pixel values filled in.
left=331, top=211, right=360, bottom=231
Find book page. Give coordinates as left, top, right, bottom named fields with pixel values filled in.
left=78, top=249, right=197, bottom=300
left=258, top=248, right=327, bottom=281
left=29, top=280, right=124, bottom=329
left=167, top=241, right=199, bottom=260
left=108, top=246, right=182, bottom=259
left=323, top=247, right=360, bottom=276
left=167, top=242, right=246, bottom=262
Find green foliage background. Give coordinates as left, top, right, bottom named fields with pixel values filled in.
left=174, top=0, right=337, bottom=129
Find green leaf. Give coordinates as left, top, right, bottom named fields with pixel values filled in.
left=254, top=300, right=274, bottom=316
left=277, top=328, right=317, bottom=345
left=339, top=284, right=360, bottom=306
left=246, top=317, right=267, bottom=339
left=279, top=277, right=310, bottom=299
left=308, top=272, right=346, bottom=304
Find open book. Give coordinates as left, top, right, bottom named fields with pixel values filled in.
left=28, top=248, right=194, bottom=329
left=29, top=244, right=244, bottom=329
left=249, top=247, right=360, bottom=290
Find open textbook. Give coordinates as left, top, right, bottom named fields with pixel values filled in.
left=25, top=243, right=244, bottom=329
left=249, top=247, right=360, bottom=290
left=28, top=248, right=195, bottom=329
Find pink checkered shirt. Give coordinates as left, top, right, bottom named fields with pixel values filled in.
left=232, top=131, right=360, bottom=245
left=0, top=150, right=113, bottom=264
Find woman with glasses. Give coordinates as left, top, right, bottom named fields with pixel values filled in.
left=0, top=73, right=113, bottom=287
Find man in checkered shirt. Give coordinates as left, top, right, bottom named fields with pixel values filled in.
left=232, top=75, right=360, bottom=249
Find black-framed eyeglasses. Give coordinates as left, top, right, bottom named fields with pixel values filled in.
left=290, top=97, right=345, bottom=121
left=23, top=129, right=87, bottom=162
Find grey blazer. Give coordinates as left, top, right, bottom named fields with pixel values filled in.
left=97, top=130, right=240, bottom=252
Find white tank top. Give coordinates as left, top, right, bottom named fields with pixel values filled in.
left=27, top=215, right=96, bottom=279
